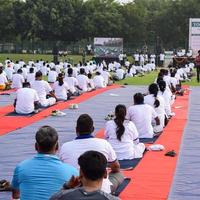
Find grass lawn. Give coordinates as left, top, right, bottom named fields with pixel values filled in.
left=0, top=53, right=200, bottom=86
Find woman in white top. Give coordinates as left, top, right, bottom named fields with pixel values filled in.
left=158, top=80, right=173, bottom=117
left=105, top=104, right=145, bottom=160
left=144, top=83, right=166, bottom=132
left=53, top=73, right=70, bottom=101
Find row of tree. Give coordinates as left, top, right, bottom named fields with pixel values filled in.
left=1, top=0, right=200, bottom=49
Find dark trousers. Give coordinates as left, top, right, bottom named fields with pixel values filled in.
left=197, top=66, right=200, bottom=82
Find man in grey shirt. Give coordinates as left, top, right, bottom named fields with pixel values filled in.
left=50, top=151, right=119, bottom=200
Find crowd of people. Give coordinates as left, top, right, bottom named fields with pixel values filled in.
left=0, top=55, right=195, bottom=200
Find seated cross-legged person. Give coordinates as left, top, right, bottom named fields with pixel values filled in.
left=3, top=126, right=78, bottom=200
left=93, top=71, right=106, bottom=89
left=11, top=69, right=25, bottom=89
left=144, top=83, right=165, bottom=133
left=76, top=68, right=90, bottom=92
left=14, top=82, right=39, bottom=114
left=105, top=104, right=145, bottom=160
left=127, top=93, right=160, bottom=139
left=59, top=114, right=124, bottom=194
left=53, top=73, right=70, bottom=101
left=0, top=68, right=8, bottom=90
left=31, top=71, right=57, bottom=107
left=50, top=151, right=119, bottom=200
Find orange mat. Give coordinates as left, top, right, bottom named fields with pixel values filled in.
left=119, top=92, right=189, bottom=200
left=0, top=85, right=120, bottom=136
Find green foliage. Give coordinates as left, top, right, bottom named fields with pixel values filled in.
left=0, top=0, right=200, bottom=49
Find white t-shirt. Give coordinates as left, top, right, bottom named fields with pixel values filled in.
left=27, top=73, right=35, bottom=83
left=15, top=88, right=39, bottom=114
left=116, top=69, right=124, bottom=80
left=158, top=90, right=172, bottom=116
left=31, top=80, right=52, bottom=105
left=64, top=76, right=78, bottom=93
left=134, top=54, right=139, bottom=62
left=105, top=120, right=145, bottom=160
left=11, top=74, right=24, bottom=89
left=170, top=77, right=178, bottom=88
left=101, top=71, right=110, bottom=85
left=160, top=54, right=165, bottom=61
left=60, top=137, right=117, bottom=169
left=5, top=67, right=14, bottom=80
left=0, top=73, right=8, bottom=85
left=53, top=81, right=69, bottom=100
left=127, top=104, right=158, bottom=138
left=93, top=75, right=105, bottom=88
left=48, top=71, right=58, bottom=83
left=77, top=74, right=89, bottom=92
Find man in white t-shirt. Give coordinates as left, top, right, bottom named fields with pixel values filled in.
left=14, top=82, right=39, bottom=114
left=0, top=68, right=8, bottom=90
left=59, top=114, right=124, bottom=193
left=48, top=68, right=58, bottom=83
left=27, top=67, right=36, bottom=83
left=11, top=69, right=25, bottom=89
left=159, top=53, right=165, bottom=67
left=93, top=72, right=106, bottom=88
left=31, top=71, right=56, bottom=107
left=127, top=93, right=160, bottom=138
left=5, top=62, right=15, bottom=81
left=134, top=53, right=140, bottom=66
left=77, top=68, right=90, bottom=92
left=116, top=68, right=125, bottom=80
left=101, top=67, right=112, bottom=86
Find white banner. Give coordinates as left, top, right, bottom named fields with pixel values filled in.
left=189, top=18, right=200, bottom=56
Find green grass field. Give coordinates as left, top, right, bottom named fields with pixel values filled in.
left=0, top=53, right=199, bottom=86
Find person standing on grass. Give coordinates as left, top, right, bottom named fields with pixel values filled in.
left=195, top=50, right=200, bottom=82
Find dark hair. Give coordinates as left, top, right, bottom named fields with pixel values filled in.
left=35, top=71, right=42, bottom=78
left=17, top=69, right=23, bottom=74
left=76, top=114, right=94, bottom=135
left=148, top=83, right=160, bottom=108
left=29, top=67, right=34, bottom=73
left=156, top=76, right=164, bottom=84
left=114, top=104, right=126, bottom=141
left=158, top=80, right=166, bottom=93
left=35, top=126, right=58, bottom=153
left=58, top=73, right=64, bottom=86
left=68, top=68, right=73, bottom=75
left=80, top=68, right=85, bottom=74
left=0, top=68, right=2, bottom=74
left=23, top=82, right=30, bottom=88
left=88, top=73, right=92, bottom=79
left=134, top=93, right=144, bottom=105
left=78, top=151, right=107, bottom=181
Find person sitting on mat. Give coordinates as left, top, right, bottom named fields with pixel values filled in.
left=1, top=126, right=78, bottom=200
left=31, top=71, right=57, bottom=107
left=77, top=68, right=90, bottom=92
left=0, top=68, right=9, bottom=90
left=105, top=104, right=145, bottom=160
left=53, top=73, right=70, bottom=101
left=93, top=71, right=106, bottom=89
left=14, top=82, right=40, bottom=114
left=127, top=93, right=160, bottom=139
left=144, top=83, right=165, bottom=133
left=11, top=69, right=25, bottom=89
left=59, top=114, right=124, bottom=194
left=50, top=151, right=119, bottom=200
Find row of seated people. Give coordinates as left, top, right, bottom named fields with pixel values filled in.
left=0, top=67, right=184, bottom=199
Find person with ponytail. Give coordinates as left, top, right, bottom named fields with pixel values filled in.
left=105, top=104, right=145, bottom=160
left=158, top=80, right=174, bottom=117
left=53, top=73, right=70, bottom=101
left=144, top=83, right=166, bottom=132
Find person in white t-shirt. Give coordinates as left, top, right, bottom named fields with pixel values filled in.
left=27, top=67, right=36, bottom=83
left=5, top=62, right=15, bottom=81
left=134, top=53, right=140, bottom=66
left=101, top=67, right=112, bottom=86
left=48, top=68, right=58, bottom=83
left=105, top=104, right=145, bottom=160
left=159, top=53, right=165, bottom=67
left=127, top=93, right=160, bottom=138
left=64, top=68, right=80, bottom=95
left=144, top=83, right=165, bottom=132
left=31, top=71, right=56, bottom=107
left=11, top=69, right=25, bottom=89
left=53, top=73, right=70, bottom=101
left=93, top=72, right=106, bottom=88
left=115, top=68, right=125, bottom=80
left=14, top=82, right=39, bottom=114
left=59, top=114, right=124, bottom=194
left=87, top=73, right=95, bottom=90
left=77, top=68, right=90, bottom=92
left=0, top=68, right=8, bottom=90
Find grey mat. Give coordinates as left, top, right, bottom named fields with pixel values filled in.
left=168, top=87, right=200, bottom=200
left=0, top=86, right=147, bottom=200
left=0, top=92, right=16, bottom=107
